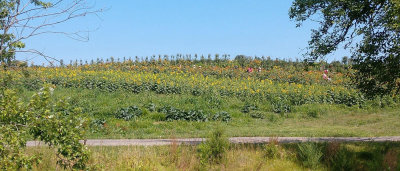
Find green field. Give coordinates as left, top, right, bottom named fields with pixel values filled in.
left=3, top=59, right=400, bottom=170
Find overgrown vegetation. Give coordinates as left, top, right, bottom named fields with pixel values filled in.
left=25, top=142, right=400, bottom=170
left=0, top=85, right=89, bottom=170
left=197, top=127, right=230, bottom=165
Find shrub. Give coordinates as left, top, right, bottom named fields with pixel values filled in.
left=307, top=109, right=320, bottom=118
left=264, top=138, right=284, bottom=159
left=115, top=105, right=143, bottom=121
left=158, top=106, right=209, bottom=122
left=327, top=146, right=354, bottom=171
left=241, top=104, right=258, bottom=113
left=212, top=111, right=231, bottom=122
left=297, top=143, right=323, bottom=169
left=272, top=100, right=292, bottom=114
left=197, top=127, right=230, bottom=165
left=0, top=86, right=89, bottom=170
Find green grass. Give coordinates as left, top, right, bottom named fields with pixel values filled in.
left=19, top=87, right=400, bottom=139
left=27, top=142, right=400, bottom=170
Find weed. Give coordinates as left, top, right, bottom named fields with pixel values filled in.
left=297, top=143, right=323, bottom=169
left=383, top=149, right=398, bottom=171
left=264, top=138, right=284, bottom=159
left=250, top=111, right=266, bottom=119
left=197, top=127, right=230, bottom=165
left=149, top=113, right=166, bottom=121
left=267, top=113, right=280, bottom=123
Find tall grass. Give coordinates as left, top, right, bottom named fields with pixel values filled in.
left=26, top=142, right=400, bottom=171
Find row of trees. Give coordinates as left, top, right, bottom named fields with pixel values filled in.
left=41, top=55, right=350, bottom=73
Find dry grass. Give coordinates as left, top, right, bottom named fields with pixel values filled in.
left=27, top=144, right=306, bottom=171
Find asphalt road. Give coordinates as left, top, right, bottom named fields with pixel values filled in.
left=26, top=136, right=400, bottom=147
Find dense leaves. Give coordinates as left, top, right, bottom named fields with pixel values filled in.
left=0, top=85, right=89, bottom=170
left=158, top=106, right=209, bottom=122
left=115, top=105, right=143, bottom=121
left=290, top=0, right=400, bottom=98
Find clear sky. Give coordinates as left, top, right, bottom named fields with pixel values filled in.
left=18, top=0, right=350, bottom=65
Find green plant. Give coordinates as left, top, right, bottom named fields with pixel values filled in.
left=115, top=105, right=143, bottom=121
left=297, top=143, right=323, bottom=169
left=90, top=118, right=107, bottom=133
left=241, top=104, right=258, bottom=113
left=212, top=111, right=231, bottom=122
left=197, top=127, right=230, bottom=164
left=307, top=109, right=320, bottom=118
left=158, top=106, right=209, bottom=122
left=149, top=113, right=166, bottom=121
left=290, top=0, right=400, bottom=98
left=250, top=111, right=266, bottom=119
left=145, top=103, right=156, bottom=112
left=329, top=147, right=354, bottom=171
left=264, top=139, right=283, bottom=159
left=267, top=113, right=280, bottom=123
left=0, top=85, right=89, bottom=170
left=272, top=99, right=292, bottom=114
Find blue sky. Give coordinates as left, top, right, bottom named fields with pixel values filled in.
left=18, top=0, right=350, bottom=65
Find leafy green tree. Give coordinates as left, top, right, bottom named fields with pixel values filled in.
left=0, top=0, right=100, bottom=169
left=0, top=0, right=101, bottom=67
left=0, top=85, right=89, bottom=170
left=290, top=0, right=400, bottom=98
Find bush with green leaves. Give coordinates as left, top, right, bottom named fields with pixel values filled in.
left=115, top=105, right=143, bottom=121
left=212, top=111, right=231, bottom=122
left=158, top=106, right=209, bottom=122
left=197, top=127, right=230, bottom=165
left=297, top=143, right=323, bottom=169
left=0, top=85, right=89, bottom=170
left=241, top=104, right=258, bottom=113
left=272, top=98, right=292, bottom=114
left=264, top=141, right=284, bottom=159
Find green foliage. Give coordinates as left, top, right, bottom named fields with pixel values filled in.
left=250, top=111, right=266, bottom=119
left=297, top=143, right=323, bottom=169
left=290, top=0, right=400, bottom=98
left=267, top=113, right=280, bottom=123
left=149, top=112, right=166, bottom=121
left=327, top=146, right=354, bottom=171
left=0, top=0, right=52, bottom=66
left=264, top=141, right=284, bottom=159
left=145, top=103, right=156, bottom=112
left=158, top=106, right=209, bottom=122
left=115, top=105, right=143, bottom=121
left=305, top=106, right=328, bottom=118
left=212, top=111, right=231, bottom=122
left=272, top=98, right=292, bottom=114
left=197, top=127, right=230, bottom=164
left=241, top=104, right=258, bottom=113
left=91, top=118, right=107, bottom=131
left=0, top=85, right=89, bottom=170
